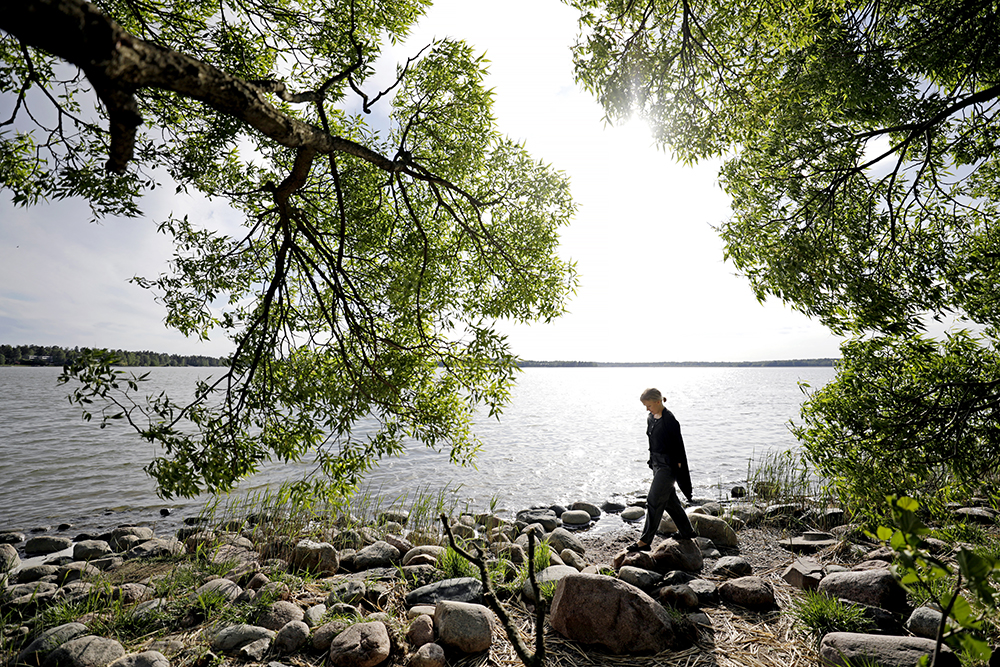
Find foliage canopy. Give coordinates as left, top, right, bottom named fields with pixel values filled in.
left=1, top=0, right=577, bottom=500
left=567, top=0, right=1000, bottom=508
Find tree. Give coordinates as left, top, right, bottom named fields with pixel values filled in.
left=1, top=0, right=576, bottom=500
left=567, top=0, right=1000, bottom=509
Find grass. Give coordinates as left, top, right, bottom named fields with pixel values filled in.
left=787, top=590, right=876, bottom=646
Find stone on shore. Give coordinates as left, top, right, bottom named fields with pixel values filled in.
left=405, top=577, right=483, bottom=606
left=1, top=543, right=20, bottom=572
left=44, top=635, right=125, bottom=667
left=289, top=539, right=339, bottom=576
left=434, top=600, right=494, bottom=653
left=819, top=632, right=958, bottom=667
left=328, top=621, right=390, bottom=667
left=259, top=601, right=304, bottom=631
left=650, top=537, right=703, bottom=573
left=718, top=576, right=776, bottom=609
left=781, top=557, right=825, bottom=590
left=107, top=651, right=169, bottom=667
left=818, top=569, right=909, bottom=612
left=549, top=573, right=691, bottom=654
left=353, top=541, right=401, bottom=570
left=547, top=527, right=585, bottom=555
left=73, top=541, right=112, bottom=561
left=17, top=623, right=88, bottom=665
left=560, top=510, right=592, bottom=526
left=688, top=514, right=739, bottom=547
left=212, top=625, right=275, bottom=653
left=411, top=643, right=446, bottom=667
left=711, top=555, right=752, bottom=578
left=521, top=566, right=579, bottom=603
left=273, top=620, right=310, bottom=654
left=24, top=535, right=72, bottom=556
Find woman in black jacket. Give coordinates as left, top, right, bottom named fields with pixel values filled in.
left=630, top=387, right=697, bottom=552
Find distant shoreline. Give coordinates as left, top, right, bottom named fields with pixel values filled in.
left=518, top=358, right=837, bottom=368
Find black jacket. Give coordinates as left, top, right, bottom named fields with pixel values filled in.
left=647, top=408, right=693, bottom=501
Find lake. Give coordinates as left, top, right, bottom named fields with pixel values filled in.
left=0, top=365, right=834, bottom=534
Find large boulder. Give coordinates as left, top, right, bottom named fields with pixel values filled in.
left=515, top=508, right=560, bottom=532
left=711, top=556, right=752, bottom=578
left=24, top=536, right=72, bottom=556
left=718, top=576, right=776, bottom=610
left=549, top=573, right=692, bottom=654
left=328, top=621, right=391, bottom=667
left=1, top=543, right=20, bottom=572
left=73, top=541, right=112, bottom=561
left=781, top=557, right=825, bottom=591
left=687, top=514, right=738, bottom=548
left=650, top=538, right=703, bottom=573
left=547, top=528, right=585, bottom=555
left=819, top=632, right=958, bottom=667
left=434, top=600, right=494, bottom=653
left=43, top=635, right=125, bottom=667
left=258, top=600, right=304, bottom=630
left=818, top=569, right=908, bottom=612
left=290, top=539, right=339, bottom=576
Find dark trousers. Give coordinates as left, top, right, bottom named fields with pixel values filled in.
left=640, top=464, right=695, bottom=544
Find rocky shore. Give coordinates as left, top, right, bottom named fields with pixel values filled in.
left=2, top=495, right=998, bottom=667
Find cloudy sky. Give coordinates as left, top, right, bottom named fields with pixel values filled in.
left=0, top=0, right=846, bottom=363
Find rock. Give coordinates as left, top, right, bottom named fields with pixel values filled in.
left=107, top=527, right=154, bottom=552
left=0, top=531, right=25, bottom=544
left=107, top=652, right=169, bottom=667
left=907, top=606, right=948, bottom=639
left=560, top=549, right=587, bottom=571
left=729, top=506, right=765, bottom=525
left=73, top=541, right=112, bottom=561
left=193, top=578, right=242, bottom=602
left=289, top=539, right=339, bottom=575
left=492, top=543, right=526, bottom=564
left=434, top=600, right=494, bottom=653
left=657, top=584, right=699, bottom=609
left=327, top=580, right=366, bottom=605
left=711, top=556, right=752, bottom=578
left=516, top=508, right=560, bottom=531
left=211, top=625, right=276, bottom=653
left=779, top=531, right=840, bottom=553
left=378, top=510, right=409, bottom=525
left=617, top=566, right=662, bottom=591
left=854, top=559, right=891, bottom=571
left=113, top=584, right=153, bottom=605
left=258, top=581, right=291, bottom=601
left=571, top=501, right=601, bottom=518
left=383, top=534, right=413, bottom=556
left=601, top=499, right=627, bottom=513
left=17, top=623, right=88, bottom=665
left=44, top=635, right=125, bottom=667
left=697, top=501, right=723, bottom=516
left=89, top=557, right=123, bottom=572
left=1, top=543, right=20, bottom=572
left=259, top=600, right=304, bottom=631
left=521, top=565, right=579, bottom=603
left=57, top=582, right=97, bottom=605
left=764, top=503, right=800, bottom=519
left=613, top=548, right=655, bottom=572
left=687, top=578, right=719, bottom=605
left=781, top=557, right=825, bottom=590
left=353, top=541, right=401, bottom=570
left=650, top=538, right=703, bottom=573
left=24, top=536, right=72, bottom=556
left=410, top=643, right=446, bottom=667
left=449, top=524, right=475, bottom=540
left=547, top=527, right=585, bottom=555
left=953, top=507, right=997, bottom=524
left=407, top=614, right=435, bottom=647
left=125, top=539, right=184, bottom=560
left=16, top=564, right=59, bottom=583
left=328, top=621, right=390, bottom=667
left=687, top=514, right=738, bottom=547
left=312, top=621, right=351, bottom=651
left=621, top=507, right=645, bottom=521
left=560, top=510, right=592, bottom=526
left=238, top=638, right=271, bottom=661
left=402, top=546, right=446, bottom=566
left=718, top=576, right=776, bottom=610
left=57, top=562, right=100, bottom=584
left=819, top=632, right=958, bottom=667
left=304, top=604, right=327, bottom=627
left=818, top=569, right=908, bottom=612
left=405, top=577, right=484, bottom=606
left=730, top=486, right=747, bottom=498
left=549, top=573, right=691, bottom=654
left=273, top=620, right=310, bottom=653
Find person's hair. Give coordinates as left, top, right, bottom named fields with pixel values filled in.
left=639, top=387, right=663, bottom=402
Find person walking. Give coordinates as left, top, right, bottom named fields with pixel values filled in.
left=629, top=387, right=697, bottom=551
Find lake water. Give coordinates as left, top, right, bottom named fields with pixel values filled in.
left=0, top=365, right=834, bottom=535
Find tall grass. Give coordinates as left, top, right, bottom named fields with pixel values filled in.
left=744, top=448, right=831, bottom=507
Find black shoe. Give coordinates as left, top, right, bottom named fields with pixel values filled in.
left=626, top=542, right=650, bottom=552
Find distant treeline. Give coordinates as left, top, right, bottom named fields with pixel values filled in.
left=0, top=344, right=229, bottom=367
left=519, top=358, right=837, bottom=368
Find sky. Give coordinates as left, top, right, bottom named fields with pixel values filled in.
left=0, top=0, right=846, bottom=363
